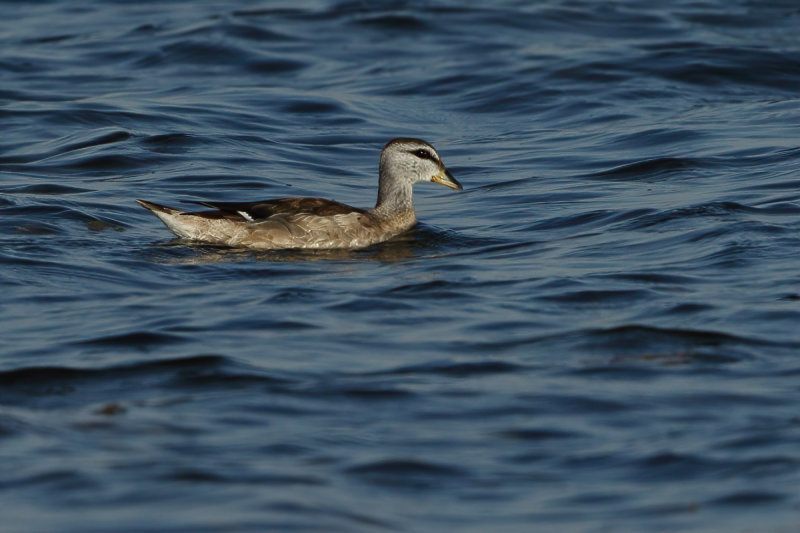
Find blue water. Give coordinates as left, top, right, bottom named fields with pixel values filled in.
left=2, top=1, right=800, bottom=531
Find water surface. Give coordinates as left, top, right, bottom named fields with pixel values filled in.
left=2, top=1, right=800, bottom=532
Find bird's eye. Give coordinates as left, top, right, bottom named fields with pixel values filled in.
left=413, top=149, right=432, bottom=160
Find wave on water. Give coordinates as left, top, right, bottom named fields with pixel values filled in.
left=2, top=1, right=800, bottom=532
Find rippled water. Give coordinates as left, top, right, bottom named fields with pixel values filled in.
left=2, top=1, right=800, bottom=532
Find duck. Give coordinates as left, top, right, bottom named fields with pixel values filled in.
left=136, top=138, right=462, bottom=250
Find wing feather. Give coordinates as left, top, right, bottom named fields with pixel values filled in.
left=182, top=198, right=366, bottom=221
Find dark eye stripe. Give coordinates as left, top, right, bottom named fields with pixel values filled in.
left=412, top=149, right=433, bottom=160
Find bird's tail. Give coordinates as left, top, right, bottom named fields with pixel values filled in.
left=135, top=199, right=183, bottom=215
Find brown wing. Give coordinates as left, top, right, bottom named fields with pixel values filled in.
left=182, top=197, right=367, bottom=221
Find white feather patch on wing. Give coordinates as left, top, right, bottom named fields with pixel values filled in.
left=237, top=210, right=255, bottom=222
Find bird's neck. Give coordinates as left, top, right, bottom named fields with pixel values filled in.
left=373, top=167, right=415, bottom=219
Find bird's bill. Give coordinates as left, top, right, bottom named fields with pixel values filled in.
left=432, top=168, right=463, bottom=190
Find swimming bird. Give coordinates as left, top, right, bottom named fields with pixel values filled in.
left=136, top=138, right=462, bottom=250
